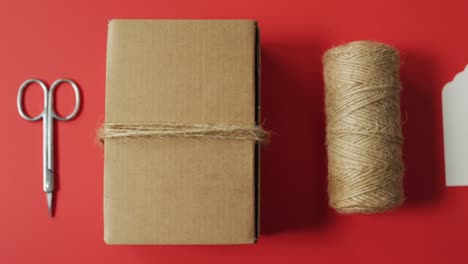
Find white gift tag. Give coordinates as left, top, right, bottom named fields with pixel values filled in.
left=442, top=65, right=468, bottom=186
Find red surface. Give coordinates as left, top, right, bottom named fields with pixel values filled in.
left=1, top=0, right=468, bottom=263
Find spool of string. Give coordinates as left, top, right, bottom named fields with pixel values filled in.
left=323, top=41, right=405, bottom=214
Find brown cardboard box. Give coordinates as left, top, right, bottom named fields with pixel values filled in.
left=104, top=20, right=260, bottom=245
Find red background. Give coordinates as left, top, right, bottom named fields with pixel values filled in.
left=1, top=0, right=468, bottom=263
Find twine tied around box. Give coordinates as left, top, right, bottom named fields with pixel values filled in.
left=99, top=123, right=270, bottom=143
left=323, top=41, right=405, bottom=214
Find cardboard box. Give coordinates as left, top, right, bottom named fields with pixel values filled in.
left=104, top=19, right=260, bottom=244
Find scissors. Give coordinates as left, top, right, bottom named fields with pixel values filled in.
left=17, top=79, right=81, bottom=217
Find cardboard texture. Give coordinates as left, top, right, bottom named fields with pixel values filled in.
left=104, top=19, right=260, bottom=245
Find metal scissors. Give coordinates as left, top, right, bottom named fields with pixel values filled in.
left=17, top=79, right=81, bottom=217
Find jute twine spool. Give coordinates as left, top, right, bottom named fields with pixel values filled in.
left=323, top=41, right=405, bottom=214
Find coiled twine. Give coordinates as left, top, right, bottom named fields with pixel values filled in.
left=323, top=41, right=405, bottom=214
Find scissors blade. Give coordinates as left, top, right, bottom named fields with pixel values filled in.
left=46, top=192, right=53, bottom=217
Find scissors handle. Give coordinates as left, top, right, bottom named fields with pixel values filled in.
left=17, top=79, right=48, bottom=121
left=49, top=79, right=81, bottom=121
